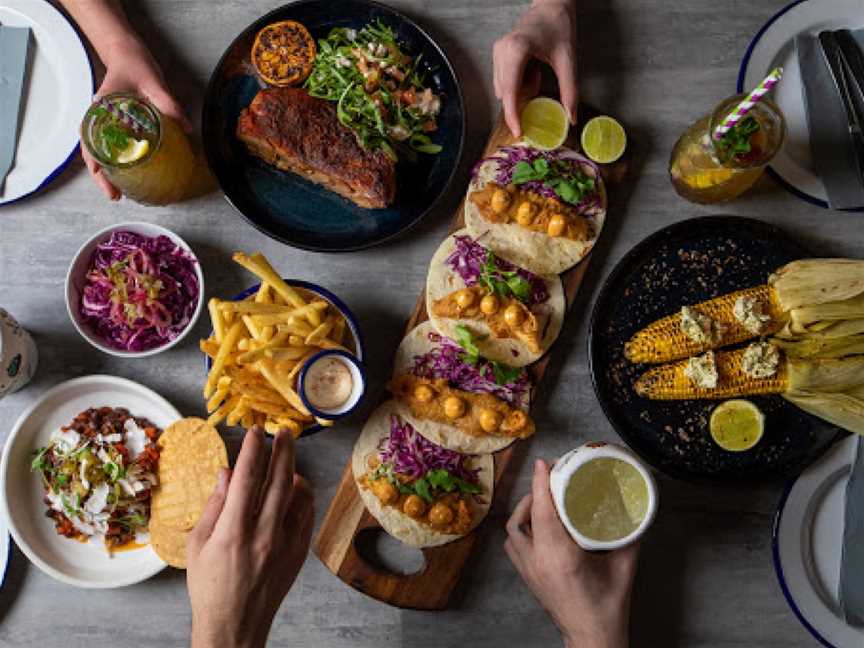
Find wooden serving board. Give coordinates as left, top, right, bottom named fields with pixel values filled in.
left=313, top=106, right=629, bottom=610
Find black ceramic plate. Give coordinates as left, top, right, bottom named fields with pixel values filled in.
left=202, top=0, right=465, bottom=252
left=589, top=216, right=843, bottom=482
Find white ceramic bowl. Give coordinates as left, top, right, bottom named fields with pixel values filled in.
left=0, top=375, right=179, bottom=588
left=65, top=222, right=205, bottom=358
left=550, top=441, right=658, bottom=551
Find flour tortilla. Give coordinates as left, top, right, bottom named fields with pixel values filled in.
left=464, top=146, right=606, bottom=275
left=392, top=321, right=527, bottom=453
left=352, top=400, right=494, bottom=548
left=426, top=228, right=566, bottom=367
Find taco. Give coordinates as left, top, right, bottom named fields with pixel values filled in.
left=426, top=229, right=565, bottom=367
left=352, top=400, right=494, bottom=548
left=464, top=144, right=606, bottom=275
left=389, top=321, right=533, bottom=453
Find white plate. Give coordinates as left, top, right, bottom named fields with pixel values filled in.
left=773, top=434, right=864, bottom=647
left=0, top=0, right=93, bottom=205
left=0, top=508, right=9, bottom=590
left=0, top=375, right=179, bottom=588
left=739, top=0, right=864, bottom=208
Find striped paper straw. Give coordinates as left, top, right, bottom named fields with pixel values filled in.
left=712, top=67, right=783, bottom=141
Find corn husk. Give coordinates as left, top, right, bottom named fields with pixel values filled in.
left=773, top=334, right=864, bottom=359
left=787, top=356, right=864, bottom=392
left=782, top=355, right=864, bottom=435
left=783, top=390, right=864, bottom=435
left=770, top=259, right=864, bottom=311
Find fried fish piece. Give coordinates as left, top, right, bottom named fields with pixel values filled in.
left=430, top=285, right=544, bottom=354
left=469, top=182, right=593, bottom=241
left=389, top=374, right=535, bottom=439
left=236, top=87, right=396, bottom=208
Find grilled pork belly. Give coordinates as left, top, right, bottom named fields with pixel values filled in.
left=236, top=87, right=396, bottom=208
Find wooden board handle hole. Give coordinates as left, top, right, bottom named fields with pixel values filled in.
left=354, top=527, right=427, bottom=577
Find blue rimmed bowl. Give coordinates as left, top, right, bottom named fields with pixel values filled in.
left=206, top=279, right=365, bottom=437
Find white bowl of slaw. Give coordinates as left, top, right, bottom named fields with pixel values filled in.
left=65, top=222, right=205, bottom=358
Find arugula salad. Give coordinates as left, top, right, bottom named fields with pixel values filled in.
left=32, top=407, right=161, bottom=550
left=305, top=21, right=443, bottom=160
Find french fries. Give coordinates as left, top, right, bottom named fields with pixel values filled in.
left=201, top=251, right=355, bottom=437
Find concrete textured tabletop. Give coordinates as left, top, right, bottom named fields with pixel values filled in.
left=0, top=0, right=849, bottom=646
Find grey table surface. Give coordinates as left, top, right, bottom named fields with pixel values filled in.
left=0, top=0, right=851, bottom=646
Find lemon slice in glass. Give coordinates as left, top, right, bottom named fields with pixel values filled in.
left=710, top=399, right=765, bottom=452
left=581, top=115, right=627, bottom=164
left=116, top=138, right=150, bottom=164
left=519, top=97, right=569, bottom=150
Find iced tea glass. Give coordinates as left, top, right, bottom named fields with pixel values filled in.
left=669, top=94, right=786, bottom=204
left=81, top=93, right=199, bottom=205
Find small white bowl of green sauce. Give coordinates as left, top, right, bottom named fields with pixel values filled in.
left=549, top=442, right=658, bottom=551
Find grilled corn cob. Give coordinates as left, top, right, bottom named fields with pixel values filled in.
left=624, top=285, right=786, bottom=364
left=634, top=347, right=788, bottom=400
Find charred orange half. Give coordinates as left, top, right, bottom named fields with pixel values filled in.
left=251, top=20, right=316, bottom=86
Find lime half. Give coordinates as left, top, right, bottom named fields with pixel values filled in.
left=519, top=97, right=569, bottom=150
left=710, top=399, right=765, bottom=452
left=116, top=138, right=150, bottom=164
left=581, top=116, right=627, bottom=164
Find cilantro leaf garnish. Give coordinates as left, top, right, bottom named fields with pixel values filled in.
left=491, top=361, right=522, bottom=386
left=454, top=324, right=487, bottom=366
left=512, top=157, right=595, bottom=206
left=478, top=251, right=531, bottom=302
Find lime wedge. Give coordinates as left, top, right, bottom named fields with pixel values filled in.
left=710, top=399, right=765, bottom=452
left=519, top=97, right=569, bottom=150
left=581, top=116, right=627, bottom=164
left=117, top=138, right=150, bottom=164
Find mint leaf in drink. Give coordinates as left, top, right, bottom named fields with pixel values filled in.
left=715, top=116, right=760, bottom=162
left=100, top=123, right=130, bottom=158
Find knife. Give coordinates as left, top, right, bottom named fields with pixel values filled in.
left=796, top=33, right=864, bottom=209
left=840, top=436, right=864, bottom=627
left=819, top=31, right=864, bottom=184
left=0, top=26, right=31, bottom=196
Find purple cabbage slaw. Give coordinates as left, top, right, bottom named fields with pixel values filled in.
left=473, top=146, right=604, bottom=215
left=80, top=230, right=199, bottom=352
left=411, top=331, right=530, bottom=407
left=445, top=235, right=549, bottom=306
left=379, top=415, right=481, bottom=484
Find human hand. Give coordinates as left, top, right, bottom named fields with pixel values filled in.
left=187, top=427, right=314, bottom=648
left=493, top=0, right=578, bottom=138
left=505, top=459, right=640, bottom=648
left=83, top=40, right=190, bottom=200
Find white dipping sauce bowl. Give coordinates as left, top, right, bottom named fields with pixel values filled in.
left=550, top=441, right=658, bottom=551
left=298, top=349, right=366, bottom=420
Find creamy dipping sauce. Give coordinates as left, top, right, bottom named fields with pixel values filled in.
left=564, top=458, right=648, bottom=542
left=304, top=356, right=354, bottom=410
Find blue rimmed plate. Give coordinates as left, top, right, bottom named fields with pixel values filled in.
left=201, top=0, right=465, bottom=252
left=206, top=279, right=366, bottom=437
left=738, top=0, right=864, bottom=209
left=773, top=434, right=864, bottom=648
left=0, top=0, right=94, bottom=205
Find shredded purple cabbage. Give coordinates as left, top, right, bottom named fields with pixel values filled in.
left=379, top=415, right=481, bottom=484
left=473, top=146, right=604, bottom=214
left=79, top=230, right=199, bottom=352
left=411, top=331, right=529, bottom=407
left=445, top=235, right=549, bottom=306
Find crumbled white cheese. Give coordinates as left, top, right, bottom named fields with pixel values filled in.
left=734, top=295, right=772, bottom=335
left=680, top=306, right=726, bottom=346
left=124, top=418, right=147, bottom=459
left=684, top=351, right=719, bottom=389
left=96, top=433, right=122, bottom=444
left=117, top=479, right=136, bottom=497
left=79, top=458, right=90, bottom=492
left=83, top=482, right=109, bottom=515
left=50, top=429, right=80, bottom=452
left=741, top=341, right=780, bottom=379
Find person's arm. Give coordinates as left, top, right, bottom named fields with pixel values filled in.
left=505, top=459, right=639, bottom=648
left=58, top=0, right=189, bottom=199
left=492, top=0, right=578, bottom=137
left=186, top=427, right=314, bottom=648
